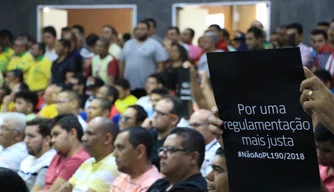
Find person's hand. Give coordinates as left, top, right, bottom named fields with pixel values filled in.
left=208, top=106, right=224, bottom=147
left=300, top=67, right=334, bottom=132
left=141, top=118, right=153, bottom=130
left=3, top=95, right=11, bottom=106
left=57, top=182, right=72, bottom=192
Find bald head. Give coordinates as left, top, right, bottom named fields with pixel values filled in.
left=190, top=109, right=212, bottom=123
left=90, top=117, right=118, bottom=143
left=189, top=109, right=214, bottom=145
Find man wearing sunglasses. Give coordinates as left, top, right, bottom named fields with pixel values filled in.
left=119, top=105, right=147, bottom=131
left=147, top=128, right=208, bottom=192
left=190, top=109, right=220, bottom=176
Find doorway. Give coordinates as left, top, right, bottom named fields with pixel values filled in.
left=172, top=1, right=271, bottom=44
left=36, top=4, right=137, bottom=41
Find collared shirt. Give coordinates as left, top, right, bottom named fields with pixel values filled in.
left=92, top=54, right=118, bottom=84
left=137, top=95, right=153, bottom=118
left=298, top=43, right=313, bottom=69
left=320, top=165, right=334, bottom=192
left=0, top=142, right=28, bottom=172
left=18, top=149, right=56, bottom=190
left=69, top=153, right=119, bottom=192
left=114, top=95, right=138, bottom=114
left=45, top=47, right=58, bottom=62
left=109, top=166, right=162, bottom=192
left=26, top=55, right=52, bottom=91
left=7, top=51, right=34, bottom=80
left=201, top=139, right=220, bottom=176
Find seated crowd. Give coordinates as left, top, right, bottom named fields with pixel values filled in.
left=0, top=17, right=334, bottom=192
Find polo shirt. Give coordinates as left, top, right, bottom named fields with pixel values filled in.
left=18, top=149, right=56, bottom=190
left=26, top=55, right=52, bottom=91
left=146, top=173, right=208, bottom=192
left=114, top=95, right=138, bottom=114
left=3, top=47, right=14, bottom=60
left=7, top=51, right=34, bottom=78
left=0, top=142, right=28, bottom=172
left=320, top=165, right=334, bottom=192
left=109, top=166, right=162, bottom=192
left=69, top=153, right=119, bottom=192
left=27, top=113, right=36, bottom=121
left=39, top=104, right=58, bottom=119
left=92, top=54, right=118, bottom=84
left=43, top=148, right=90, bottom=190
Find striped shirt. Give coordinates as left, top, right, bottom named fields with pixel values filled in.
left=69, top=153, right=119, bottom=192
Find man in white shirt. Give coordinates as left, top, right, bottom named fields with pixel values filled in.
left=56, top=90, right=87, bottom=131
left=287, top=23, right=313, bottom=68
left=101, top=25, right=122, bottom=60
left=43, top=26, right=58, bottom=62
left=18, top=118, right=56, bottom=191
left=0, top=112, right=28, bottom=172
left=189, top=109, right=220, bottom=176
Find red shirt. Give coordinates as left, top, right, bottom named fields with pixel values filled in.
left=320, top=165, right=334, bottom=192
left=217, top=40, right=229, bottom=52
left=42, top=148, right=90, bottom=190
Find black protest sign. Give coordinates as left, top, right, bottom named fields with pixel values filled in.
left=175, top=67, right=192, bottom=118
left=207, top=48, right=320, bottom=192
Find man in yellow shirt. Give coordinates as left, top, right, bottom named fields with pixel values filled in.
left=114, top=79, right=138, bottom=114
left=39, top=84, right=60, bottom=118
left=26, top=43, right=52, bottom=91
left=7, top=37, right=34, bottom=80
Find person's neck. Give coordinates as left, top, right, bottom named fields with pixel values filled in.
left=168, top=168, right=200, bottom=186
left=129, top=161, right=152, bottom=179
left=206, top=137, right=215, bottom=146
left=157, top=126, right=174, bottom=140
left=72, top=109, right=79, bottom=116
left=35, top=145, right=51, bottom=159
left=99, top=53, right=108, bottom=59
left=171, top=60, right=182, bottom=68
left=95, top=147, right=114, bottom=162
left=65, top=141, right=82, bottom=157
left=48, top=44, right=55, bottom=50
left=137, top=38, right=148, bottom=43
left=57, top=54, right=67, bottom=63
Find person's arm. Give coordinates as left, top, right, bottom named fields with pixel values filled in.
left=155, top=42, right=168, bottom=73
left=199, top=71, right=216, bottom=110
left=156, top=62, right=165, bottom=73
left=107, top=59, right=118, bottom=86
left=47, top=177, right=67, bottom=192
left=31, top=167, right=48, bottom=192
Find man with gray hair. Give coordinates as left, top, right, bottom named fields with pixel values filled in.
left=197, top=31, right=223, bottom=78
left=0, top=112, right=28, bottom=172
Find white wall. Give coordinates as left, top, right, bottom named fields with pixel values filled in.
left=42, top=8, right=68, bottom=39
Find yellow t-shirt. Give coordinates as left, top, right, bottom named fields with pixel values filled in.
left=115, top=95, right=138, bottom=114
left=69, top=153, right=119, bottom=192
left=3, top=47, right=14, bottom=60
left=7, top=51, right=34, bottom=80
left=0, top=53, right=8, bottom=72
left=39, top=104, right=58, bottom=119
left=26, top=56, right=52, bottom=91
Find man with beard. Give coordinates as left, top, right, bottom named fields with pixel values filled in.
left=119, top=20, right=168, bottom=91
left=18, top=118, right=56, bottom=191
left=59, top=117, right=119, bottom=192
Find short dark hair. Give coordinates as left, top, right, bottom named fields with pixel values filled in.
left=164, top=95, right=183, bottom=118
left=19, top=83, right=29, bottom=91
left=0, top=29, right=13, bottom=43
left=98, top=37, right=110, bottom=49
left=148, top=73, right=167, bottom=87
left=120, top=126, right=153, bottom=159
left=36, top=42, right=46, bottom=54
left=287, top=23, right=303, bottom=34
left=221, top=28, right=230, bottom=39
left=122, top=33, right=131, bottom=42
left=105, top=85, right=119, bottom=102
left=209, top=24, right=222, bottom=31
left=247, top=27, right=264, bottom=39
left=169, top=128, right=205, bottom=168
left=26, top=117, right=51, bottom=137
left=318, top=21, right=330, bottom=27
left=19, top=33, right=36, bottom=44
left=144, top=18, right=157, bottom=28
left=14, top=90, right=39, bottom=112
left=58, top=39, right=71, bottom=49
left=315, top=122, right=334, bottom=143
left=314, top=70, right=332, bottom=84
left=137, top=20, right=150, bottom=29
left=168, top=26, right=180, bottom=35
left=115, top=79, right=131, bottom=90
left=62, top=27, right=70, bottom=32
left=127, top=105, right=148, bottom=123
left=72, top=73, right=86, bottom=85
left=311, top=29, right=328, bottom=40
left=43, top=26, right=57, bottom=38
left=85, top=33, right=99, bottom=47
left=185, top=28, right=195, bottom=38
left=60, top=90, right=80, bottom=107
left=215, top=147, right=225, bottom=157
left=0, top=167, right=29, bottom=192
left=8, top=69, right=24, bottom=83
left=150, top=87, right=169, bottom=96
left=50, top=114, right=84, bottom=142
left=72, top=25, right=85, bottom=34
left=93, top=98, right=112, bottom=111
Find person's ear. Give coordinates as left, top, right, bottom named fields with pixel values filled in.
left=27, top=102, right=33, bottom=113
left=170, top=115, right=180, bottom=126
left=102, top=109, right=110, bottom=118
left=104, top=133, right=113, bottom=145
left=136, top=144, right=146, bottom=160
left=69, top=128, right=78, bottom=140
left=190, top=151, right=200, bottom=166
left=43, top=135, right=51, bottom=146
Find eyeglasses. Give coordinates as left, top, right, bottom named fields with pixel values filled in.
left=120, top=116, right=133, bottom=123
left=153, top=109, right=169, bottom=117
left=158, top=146, right=190, bottom=155
left=190, top=122, right=209, bottom=128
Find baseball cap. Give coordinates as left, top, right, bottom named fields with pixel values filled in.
left=86, top=77, right=104, bottom=90
left=233, top=32, right=246, bottom=41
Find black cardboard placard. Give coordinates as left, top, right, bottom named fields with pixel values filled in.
left=207, top=48, right=320, bottom=192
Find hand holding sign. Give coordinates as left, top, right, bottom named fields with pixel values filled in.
left=300, top=67, right=334, bottom=133
left=208, top=106, right=224, bottom=147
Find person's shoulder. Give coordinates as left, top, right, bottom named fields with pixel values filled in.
left=172, top=174, right=208, bottom=192
left=148, top=177, right=169, bottom=189
left=71, top=149, right=91, bottom=161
